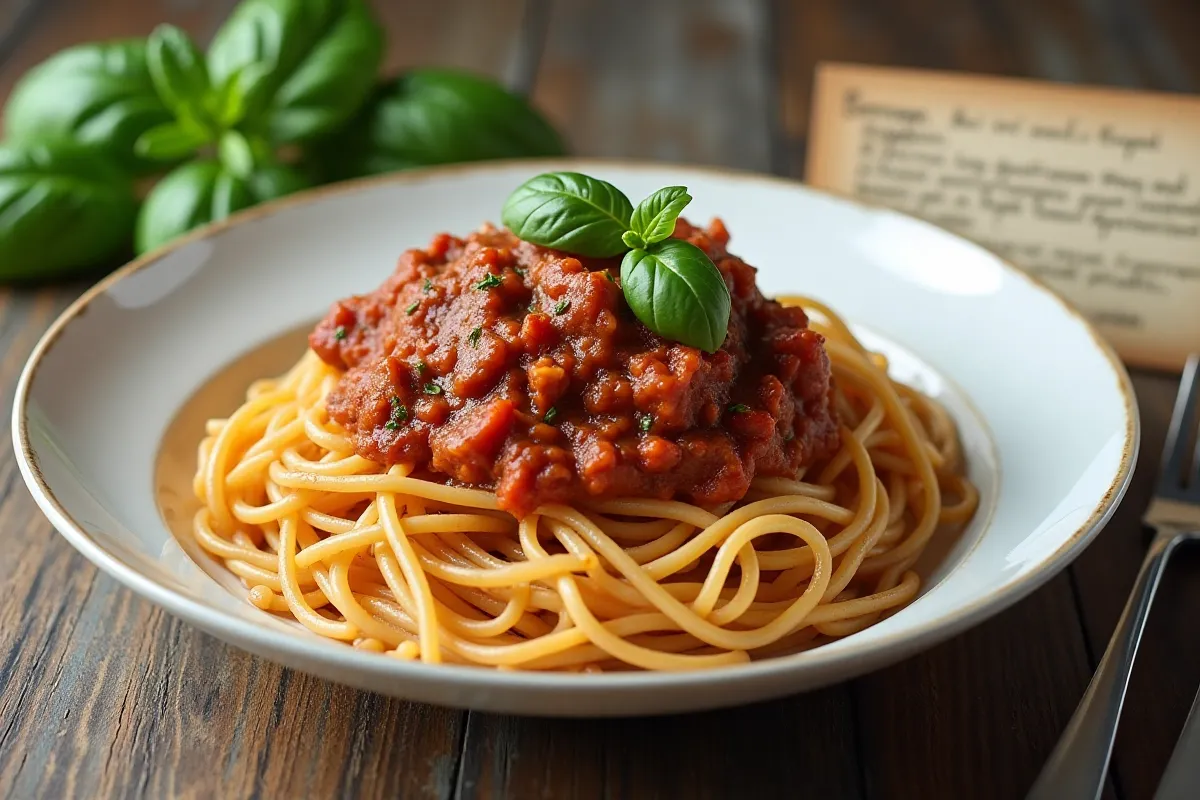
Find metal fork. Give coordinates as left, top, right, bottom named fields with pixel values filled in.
left=1028, top=354, right=1200, bottom=800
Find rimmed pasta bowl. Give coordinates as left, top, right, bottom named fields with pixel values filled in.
left=14, top=160, right=1136, bottom=717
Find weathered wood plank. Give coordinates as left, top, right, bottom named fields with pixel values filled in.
left=370, top=0, right=529, bottom=83
left=458, top=691, right=863, bottom=800
left=1142, top=0, right=1200, bottom=93
left=854, top=576, right=1102, bottom=799
left=532, top=0, right=772, bottom=169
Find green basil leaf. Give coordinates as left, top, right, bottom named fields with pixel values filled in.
left=309, top=70, right=566, bottom=180
left=134, top=121, right=209, bottom=161
left=135, top=157, right=308, bottom=253
left=0, top=141, right=136, bottom=282
left=207, top=62, right=264, bottom=128
left=619, top=239, right=731, bottom=353
left=207, top=0, right=384, bottom=143
left=3, top=39, right=172, bottom=174
left=218, top=130, right=255, bottom=178
left=210, top=71, right=245, bottom=128
left=501, top=172, right=633, bottom=258
left=621, top=230, right=647, bottom=250
left=147, top=24, right=212, bottom=128
left=630, top=186, right=690, bottom=245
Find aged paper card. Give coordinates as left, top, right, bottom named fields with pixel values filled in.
left=806, top=62, right=1200, bottom=371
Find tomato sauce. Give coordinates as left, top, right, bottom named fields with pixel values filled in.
left=310, top=218, right=838, bottom=517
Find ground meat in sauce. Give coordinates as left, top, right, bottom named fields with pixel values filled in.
left=310, top=217, right=839, bottom=518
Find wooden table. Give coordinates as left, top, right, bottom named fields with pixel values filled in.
left=1, top=1, right=1197, bottom=798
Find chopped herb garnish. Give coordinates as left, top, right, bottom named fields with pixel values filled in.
left=423, top=382, right=443, bottom=395
left=543, top=407, right=559, bottom=424
left=414, top=360, right=427, bottom=373
left=728, top=403, right=751, bottom=414
left=527, top=300, right=538, bottom=313
left=604, top=271, right=615, bottom=283
left=784, top=431, right=795, bottom=442
left=386, top=396, right=408, bottom=429
left=405, top=300, right=419, bottom=315
left=468, top=327, right=482, bottom=346
left=475, top=273, right=503, bottom=290
left=514, top=267, right=526, bottom=277
left=638, top=414, right=653, bottom=432
left=553, top=299, right=570, bottom=315
left=333, top=325, right=347, bottom=340
left=422, top=278, right=433, bottom=293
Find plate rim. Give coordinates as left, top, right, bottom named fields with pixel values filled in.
left=11, top=157, right=1140, bottom=698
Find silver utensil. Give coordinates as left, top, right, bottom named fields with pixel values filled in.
left=1028, top=353, right=1200, bottom=800
left=1156, top=682, right=1200, bottom=799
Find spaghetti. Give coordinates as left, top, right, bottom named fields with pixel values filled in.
left=191, top=298, right=978, bottom=671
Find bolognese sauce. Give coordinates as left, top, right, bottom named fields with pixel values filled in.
left=310, top=218, right=838, bottom=517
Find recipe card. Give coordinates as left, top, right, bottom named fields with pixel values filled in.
left=806, top=62, right=1200, bottom=371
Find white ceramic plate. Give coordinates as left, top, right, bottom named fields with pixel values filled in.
left=13, top=160, right=1137, bottom=717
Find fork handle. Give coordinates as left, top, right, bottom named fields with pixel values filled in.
left=1027, top=528, right=1182, bottom=800
left=1154, top=664, right=1200, bottom=798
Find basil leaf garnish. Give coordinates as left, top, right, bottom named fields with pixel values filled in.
left=501, top=171, right=633, bottom=258
left=501, top=172, right=732, bottom=352
left=629, top=186, right=690, bottom=245
left=620, top=239, right=731, bottom=353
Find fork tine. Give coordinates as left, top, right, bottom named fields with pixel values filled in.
left=1161, top=353, right=1200, bottom=495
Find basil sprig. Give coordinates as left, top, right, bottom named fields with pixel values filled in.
left=501, top=172, right=731, bottom=353
left=0, top=0, right=565, bottom=283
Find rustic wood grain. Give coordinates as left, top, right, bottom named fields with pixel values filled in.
left=457, top=691, right=862, bottom=800
left=370, top=0, right=529, bottom=85
left=853, top=578, right=1102, bottom=799
left=1144, top=0, right=1200, bottom=93
left=532, top=0, right=774, bottom=169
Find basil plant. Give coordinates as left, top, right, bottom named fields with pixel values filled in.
left=0, top=0, right=565, bottom=282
